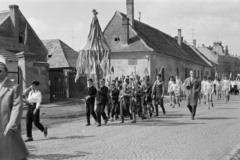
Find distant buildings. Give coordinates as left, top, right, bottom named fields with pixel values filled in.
left=103, top=0, right=212, bottom=87
left=198, top=42, right=240, bottom=79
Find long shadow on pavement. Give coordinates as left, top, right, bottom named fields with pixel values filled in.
left=32, top=135, right=95, bottom=142
left=30, top=151, right=91, bottom=160
left=197, top=117, right=236, bottom=120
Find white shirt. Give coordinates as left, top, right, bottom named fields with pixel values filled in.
left=168, top=80, right=173, bottom=93
left=222, top=80, right=230, bottom=91
left=27, top=90, right=42, bottom=105
left=201, top=80, right=206, bottom=92
left=0, top=77, right=7, bottom=90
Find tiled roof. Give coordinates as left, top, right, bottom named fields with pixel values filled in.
left=42, top=39, right=79, bottom=68
left=0, top=11, right=10, bottom=24
left=0, top=49, right=18, bottom=61
left=118, top=12, right=210, bottom=67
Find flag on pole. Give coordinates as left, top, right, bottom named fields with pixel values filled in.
left=75, top=9, right=110, bottom=84
left=111, top=66, right=114, bottom=74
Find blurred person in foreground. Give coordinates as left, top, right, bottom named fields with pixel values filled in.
left=0, top=62, right=28, bottom=160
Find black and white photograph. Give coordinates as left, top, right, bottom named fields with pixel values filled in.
left=0, top=0, right=240, bottom=159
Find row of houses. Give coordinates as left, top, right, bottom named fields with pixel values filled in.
left=0, top=1, right=238, bottom=101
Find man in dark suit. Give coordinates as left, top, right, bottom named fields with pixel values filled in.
left=184, top=70, right=201, bottom=120
left=96, top=78, right=108, bottom=127
left=84, top=78, right=97, bottom=126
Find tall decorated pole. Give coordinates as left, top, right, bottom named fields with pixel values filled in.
left=75, top=9, right=111, bottom=88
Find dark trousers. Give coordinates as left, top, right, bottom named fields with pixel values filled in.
left=187, top=105, right=197, bottom=118
left=26, top=104, right=44, bottom=138
left=96, top=103, right=108, bottom=124
left=110, top=100, right=119, bottom=117
left=120, top=98, right=132, bottom=120
left=107, top=101, right=111, bottom=117
left=86, top=102, right=97, bottom=124
left=154, top=97, right=165, bottom=115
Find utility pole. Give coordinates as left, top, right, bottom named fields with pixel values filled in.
left=70, top=27, right=76, bottom=49
left=138, top=12, right=141, bottom=21
left=191, top=23, right=195, bottom=41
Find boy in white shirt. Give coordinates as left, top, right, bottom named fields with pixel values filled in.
left=222, top=76, right=231, bottom=103
left=168, top=76, right=174, bottom=106
left=205, top=77, right=214, bottom=109
left=199, top=77, right=207, bottom=105
left=169, top=79, right=180, bottom=108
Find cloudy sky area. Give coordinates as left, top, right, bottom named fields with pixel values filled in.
left=0, top=0, right=239, bottom=55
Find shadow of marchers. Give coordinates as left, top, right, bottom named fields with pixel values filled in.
left=197, top=117, right=236, bottom=120
left=215, top=108, right=238, bottom=110
left=33, top=135, right=95, bottom=142
left=30, top=151, right=91, bottom=160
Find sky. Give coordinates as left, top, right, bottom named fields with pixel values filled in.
left=0, top=0, right=239, bottom=55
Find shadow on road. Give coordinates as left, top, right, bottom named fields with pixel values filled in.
left=32, top=135, right=95, bottom=142
left=30, top=151, right=91, bottom=160
left=197, top=117, right=236, bottom=120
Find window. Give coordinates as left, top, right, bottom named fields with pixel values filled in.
left=185, top=68, right=188, bottom=78
left=19, top=36, right=24, bottom=43
left=162, top=68, right=165, bottom=82
left=114, top=37, right=120, bottom=42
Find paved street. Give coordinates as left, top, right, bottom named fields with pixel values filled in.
left=23, top=95, right=240, bottom=160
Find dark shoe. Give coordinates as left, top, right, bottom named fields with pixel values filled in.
left=97, top=124, right=101, bottom=127
left=212, top=103, right=214, bottom=108
left=191, top=117, right=195, bottom=120
left=172, top=106, right=175, bottom=108
left=178, top=103, right=180, bottom=107
left=120, top=119, right=124, bottom=123
left=131, top=120, right=136, bottom=123
left=154, top=114, right=159, bottom=117
left=43, top=127, right=48, bottom=137
left=25, top=137, right=33, bottom=142
left=150, top=113, right=152, bottom=117
left=105, top=119, right=108, bottom=125
left=142, top=116, right=147, bottom=120
left=86, top=123, right=91, bottom=126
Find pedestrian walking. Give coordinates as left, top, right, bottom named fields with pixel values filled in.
left=184, top=70, right=201, bottom=120
left=109, top=82, right=120, bottom=122
left=119, top=82, right=132, bottom=123
left=23, top=80, right=48, bottom=142
left=152, top=74, right=166, bottom=116
left=222, top=76, right=231, bottom=103
left=168, top=76, right=174, bottom=106
left=0, top=62, right=29, bottom=160
left=96, top=78, right=109, bottom=127
left=205, top=77, right=214, bottom=109
left=84, top=78, right=98, bottom=126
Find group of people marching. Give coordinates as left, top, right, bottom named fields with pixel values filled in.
left=84, top=69, right=240, bottom=126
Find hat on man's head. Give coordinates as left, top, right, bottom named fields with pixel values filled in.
left=31, top=80, right=40, bottom=86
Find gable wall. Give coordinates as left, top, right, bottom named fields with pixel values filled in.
left=104, top=13, right=150, bottom=52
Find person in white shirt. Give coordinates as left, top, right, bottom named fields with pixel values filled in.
left=199, top=77, right=207, bottom=105
left=168, top=76, right=174, bottom=106
left=175, top=75, right=182, bottom=102
left=216, top=78, right=222, bottom=100
left=23, top=80, right=48, bottom=142
left=222, top=76, right=231, bottom=103
left=205, top=77, right=214, bottom=109
left=169, top=79, right=180, bottom=107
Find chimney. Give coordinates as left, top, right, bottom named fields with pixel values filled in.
left=193, top=39, right=196, bottom=48
left=178, top=29, right=182, bottom=46
left=122, top=17, right=129, bottom=45
left=126, top=0, right=134, bottom=27
left=202, top=44, right=205, bottom=47
left=225, top=45, right=229, bottom=55
left=9, top=5, right=19, bottom=42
